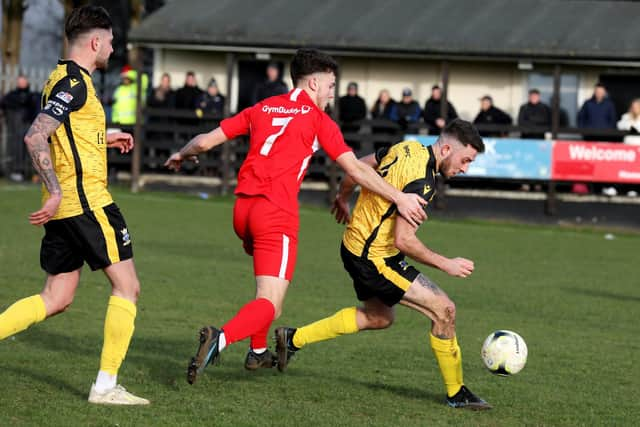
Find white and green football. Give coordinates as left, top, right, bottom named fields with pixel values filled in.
left=481, top=330, right=528, bottom=375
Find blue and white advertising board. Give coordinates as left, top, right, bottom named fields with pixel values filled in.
left=405, top=135, right=553, bottom=180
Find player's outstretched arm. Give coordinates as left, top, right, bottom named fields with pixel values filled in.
left=332, top=153, right=377, bottom=224
left=394, top=215, right=474, bottom=278
left=335, top=151, right=427, bottom=227
left=165, top=127, right=229, bottom=171
left=23, top=113, right=63, bottom=225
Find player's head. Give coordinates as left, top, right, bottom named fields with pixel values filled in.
left=435, top=119, right=484, bottom=178
left=290, top=48, right=339, bottom=110
left=65, top=6, right=113, bottom=70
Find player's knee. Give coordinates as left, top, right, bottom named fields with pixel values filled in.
left=118, top=278, right=140, bottom=303
left=434, top=298, right=456, bottom=327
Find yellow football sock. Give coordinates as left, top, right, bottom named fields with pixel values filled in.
left=293, top=307, right=359, bottom=348
left=100, top=296, right=136, bottom=375
left=430, top=333, right=464, bottom=397
left=0, top=294, right=47, bottom=340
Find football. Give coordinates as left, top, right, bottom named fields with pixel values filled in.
left=481, top=330, right=528, bottom=375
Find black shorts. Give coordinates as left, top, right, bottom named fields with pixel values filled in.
left=340, top=243, right=420, bottom=307
left=40, top=203, right=133, bottom=274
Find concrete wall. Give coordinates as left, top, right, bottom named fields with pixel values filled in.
left=153, top=48, right=610, bottom=118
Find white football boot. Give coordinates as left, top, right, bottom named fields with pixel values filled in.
left=88, top=383, right=150, bottom=405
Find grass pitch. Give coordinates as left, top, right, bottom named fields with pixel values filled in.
left=0, top=182, right=638, bottom=426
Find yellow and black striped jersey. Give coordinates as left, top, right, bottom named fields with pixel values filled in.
left=343, top=141, right=437, bottom=259
left=40, top=60, right=111, bottom=220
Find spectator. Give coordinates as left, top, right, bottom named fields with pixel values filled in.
left=111, top=65, right=148, bottom=126
left=338, top=82, right=367, bottom=133
left=252, top=62, right=288, bottom=104
left=473, top=95, right=512, bottom=137
left=175, top=71, right=203, bottom=110
left=0, top=75, right=39, bottom=181
left=389, top=88, right=421, bottom=130
left=175, top=71, right=203, bottom=128
left=423, top=85, right=458, bottom=134
left=146, top=73, right=176, bottom=159
left=196, top=79, right=226, bottom=118
left=517, top=89, right=551, bottom=139
left=371, top=89, right=397, bottom=134
left=371, top=89, right=395, bottom=120
left=148, top=72, right=175, bottom=109
left=577, top=83, right=617, bottom=131
left=617, top=99, right=640, bottom=145
left=617, top=99, right=640, bottom=133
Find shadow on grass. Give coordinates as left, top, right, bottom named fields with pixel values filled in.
left=335, top=375, right=443, bottom=405
left=16, top=330, right=188, bottom=389
left=563, top=287, right=640, bottom=302
left=1, top=364, right=86, bottom=400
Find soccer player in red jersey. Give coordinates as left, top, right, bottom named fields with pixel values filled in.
left=165, top=48, right=427, bottom=384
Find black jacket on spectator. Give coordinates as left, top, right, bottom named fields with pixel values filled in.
left=338, top=95, right=366, bottom=122
left=147, top=87, right=175, bottom=109
left=197, top=92, right=226, bottom=117
left=0, top=87, right=39, bottom=176
left=338, top=94, right=367, bottom=134
left=423, top=98, right=458, bottom=133
left=518, top=102, right=551, bottom=139
left=0, top=87, right=39, bottom=122
left=371, top=99, right=395, bottom=120
left=252, top=80, right=288, bottom=104
left=474, top=106, right=512, bottom=136
left=175, top=85, right=203, bottom=110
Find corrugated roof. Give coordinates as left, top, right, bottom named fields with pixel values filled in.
left=130, top=0, right=640, bottom=61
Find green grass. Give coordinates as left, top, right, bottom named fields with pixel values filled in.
left=1, top=182, right=639, bottom=426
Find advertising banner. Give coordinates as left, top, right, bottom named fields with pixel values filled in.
left=405, top=135, right=552, bottom=180
left=552, top=141, right=640, bottom=183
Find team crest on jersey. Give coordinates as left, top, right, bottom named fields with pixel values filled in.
left=70, top=78, right=80, bottom=88
left=55, top=91, right=73, bottom=103
left=121, top=228, right=131, bottom=246
left=423, top=184, right=431, bottom=194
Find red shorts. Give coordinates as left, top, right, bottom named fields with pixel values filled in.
left=233, top=195, right=299, bottom=281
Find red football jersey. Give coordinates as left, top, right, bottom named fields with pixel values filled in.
left=221, top=88, right=352, bottom=215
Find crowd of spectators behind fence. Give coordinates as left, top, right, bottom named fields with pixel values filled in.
left=1, top=68, right=639, bottom=183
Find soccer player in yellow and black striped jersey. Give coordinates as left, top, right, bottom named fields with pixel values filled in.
left=276, top=119, right=492, bottom=409
left=0, top=6, right=148, bottom=405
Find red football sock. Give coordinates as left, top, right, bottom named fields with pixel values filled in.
left=221, top=298, right=275, bottom=346
left=250, top=321, right=271, bottom=350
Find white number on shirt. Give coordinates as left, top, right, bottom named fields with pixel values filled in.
left=260, top=117, right=293, bottom=156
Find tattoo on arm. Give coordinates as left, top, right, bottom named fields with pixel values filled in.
left=25, top=114, right=62, bottom=195
left=416, top=274, right=443, bottom=295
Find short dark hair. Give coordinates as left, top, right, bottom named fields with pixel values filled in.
left=65, top=6, right=112, bottom=43
left=290, top=48, right=338, bottom=86
left=441, top=119, right=485, bottom=153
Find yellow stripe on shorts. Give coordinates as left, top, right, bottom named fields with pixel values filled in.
left=371, top=257, right=413, bottom=292
left=94, top=207, right=120, bottom=264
